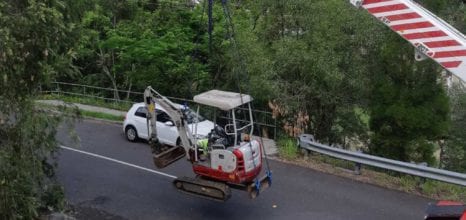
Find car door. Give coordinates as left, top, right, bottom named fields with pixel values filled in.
left=133, top=106, right=149, bottom=140
left=155, top=109, right=178, bottom=146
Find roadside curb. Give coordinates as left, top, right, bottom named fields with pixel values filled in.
left=36, top=100, right=123, bottom=125
left=81, top=117, right=122, bottom=125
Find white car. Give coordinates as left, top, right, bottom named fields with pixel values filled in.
left=123, top=102, right=215, bottom=146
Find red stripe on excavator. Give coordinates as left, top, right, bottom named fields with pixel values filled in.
left=441, top=61, right=462, bottom=68
left=391, top=21, right=434, bottom=31
left=433, top=50, right=466, bottom=58
left=383, top=12, right=421, bottom=21
left=362, top=0, right=393, bottom=4
left=424, top=40, right=461, bottom=48
left=367, top=4, right=408, bottom=14
left=403, top=31, right=447, bottom=40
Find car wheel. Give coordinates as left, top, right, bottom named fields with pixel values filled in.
left=125, top=126, right=138, bottom=142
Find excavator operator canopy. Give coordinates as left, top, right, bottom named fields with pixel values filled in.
left=193, top=90, right=253, bottom=111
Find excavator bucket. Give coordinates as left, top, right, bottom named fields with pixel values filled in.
left=152, top=144, right=186, bottom=169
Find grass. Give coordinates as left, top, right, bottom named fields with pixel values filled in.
left=36, top=98, right=124, bottom=122
left=79, top=110, right=124, bottom=122
left=311, top=152, right=356, bottom=170
left=277, top=138, right=299, bottom=160
left=421, top=180, right=466, bottom=201
left=40, top=93, right=133, bottom=111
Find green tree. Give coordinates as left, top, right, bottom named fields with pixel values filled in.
left=75, top=0, right=209, bottom=99
left=0, top=0, right=77, bottom=218
left=416, top=0, right=466, bottom=171
left=236, top=0, right=380, bottom=144
left=443, top=85, right=466, bottom=172
left=74, top=0, right=138, bottom=99
left=368, top=35, right=450, bottom=164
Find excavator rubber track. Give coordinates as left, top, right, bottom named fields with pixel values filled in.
left=173, top=176, right=232, bottom=202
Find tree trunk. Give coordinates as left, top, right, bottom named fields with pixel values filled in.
left=126, top=64, right=135, bottom=101
left=98, top=48, right=120, bottom=101
left=438, top=139, right=445, bottom=169
left=102, top=65, right=120, bottom=101
left=126, top=80, right=132, bottom=101
left=280, top=0, right=285, bottom=39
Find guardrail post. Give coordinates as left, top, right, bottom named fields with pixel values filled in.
left=354, top=162, right=362, bottom=175
left=354, top=150, right=363, bottom=175
left=56, top=82, right=60, bottom=96
left=301, top=148, right=310, bottom=160
left=298, top=137, right=310, bottom=160
left=417, top=162, right=428, bottom=187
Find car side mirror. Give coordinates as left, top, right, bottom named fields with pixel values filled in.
left=165, top=121, right=174, bottom=126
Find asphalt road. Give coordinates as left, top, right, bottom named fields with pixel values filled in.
left=56, top=119, right=433, bottom=220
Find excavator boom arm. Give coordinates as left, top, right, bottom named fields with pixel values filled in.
left=144, top=86, right=195, bottom=166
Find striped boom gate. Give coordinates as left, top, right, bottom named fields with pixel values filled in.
left=351, top=0, right=466, bottom=82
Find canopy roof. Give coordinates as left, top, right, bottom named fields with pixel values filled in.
left=193, top=90, right=253, bottom=111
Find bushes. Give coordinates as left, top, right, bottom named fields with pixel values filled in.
left=277, top=138, right=299, bottom=160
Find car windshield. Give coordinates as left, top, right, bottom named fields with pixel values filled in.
left=182, top=108, right=205, bottom=124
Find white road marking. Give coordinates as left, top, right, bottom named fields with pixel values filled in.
left=60, top=145, right=177, bottom=179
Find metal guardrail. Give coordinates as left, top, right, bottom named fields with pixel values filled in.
left=298, top=134, right=466, bottom=186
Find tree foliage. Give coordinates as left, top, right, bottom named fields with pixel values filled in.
left=444, top=86, right=466, bottom=172
left=224, top=0, right=373, bottom=144
left=238, top=0, right=453, bottom=163
left=71, top=0, right=211, bottom=99
left=0, top=0, right=77, bottom=218
left=368, top=36, right=450, bottom=164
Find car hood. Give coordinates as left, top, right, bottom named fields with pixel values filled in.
left=189, top=120, right=215, bottom=138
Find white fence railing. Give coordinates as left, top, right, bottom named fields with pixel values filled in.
left=41, top=82, right=277, bottom=139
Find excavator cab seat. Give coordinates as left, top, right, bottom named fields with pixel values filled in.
left=208, top=125, right=233, bottom=147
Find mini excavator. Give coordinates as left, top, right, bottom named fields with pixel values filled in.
left=144, top=86, right=271, bottom=201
